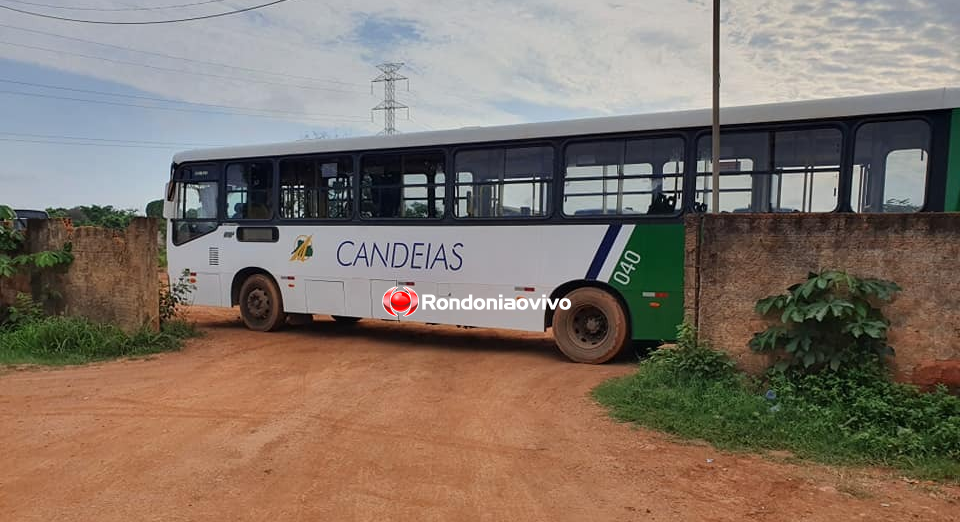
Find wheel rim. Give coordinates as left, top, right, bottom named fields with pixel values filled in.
left=569, top=304, right=609, bottom=349
left=245, top=287, right=271, bottom=320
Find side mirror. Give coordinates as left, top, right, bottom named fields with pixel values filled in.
left=162, top=182, right=176, bottom=219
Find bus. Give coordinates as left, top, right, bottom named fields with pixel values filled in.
left=163, top=87, right=960, bottom=363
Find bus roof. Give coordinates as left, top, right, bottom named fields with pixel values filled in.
left=173, top=87, right=960, bottom=164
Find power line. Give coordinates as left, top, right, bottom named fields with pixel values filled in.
left=0, top=23, right=366, bottom=89
left=407, top=115, right=435, bottom=131
left=0, top=89, right=373, bottom=124
left=0, top=23, right=367, bottom=88
left=0, top=0, right=229, bottom=11
left=0, top=137, right=193, bottom=149
left=0, top=40, right=367, bottom=94
left=0, top=131, right=223, bottom=147
left=0, top=0, right=297, bottom=25
left=0, top=78, right=366, bottom=119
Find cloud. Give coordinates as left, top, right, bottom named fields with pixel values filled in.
left=0, top=0, right=957, bottom=135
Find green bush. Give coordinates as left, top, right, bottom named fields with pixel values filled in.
left=1, top=292, right=44, bottom=330
left=647, top=322, right=737, bottom=382
left=1, top=203, right=74, bottom=279
left=768, top=364, right=960, bottom=464
left=595, top=323, right=960, bottom=481
left=750, top=270, right=900, bottom=372
left=159, top=269, right=195, bottom=324
left=0, top=316, right=199, bottom=366
left=46, top=205, right=138, bottom=229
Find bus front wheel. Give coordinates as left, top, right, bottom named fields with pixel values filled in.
left=552, top=287, right=628, bottom=364
left=239, top=274, right=286, bottom=332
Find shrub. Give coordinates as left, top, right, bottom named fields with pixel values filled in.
left=596, top=356, right=960, bottom=480
left=1, top=293, right=44, bottom=330
left=594, top=275, right=960, bottom=480
left=0, top=203, right=74, bottom=279
left=159, top=269, right=195, bottom=324
left=749, top=270, right=900, bottom=372
left=647, top=322, right=737, bottom=382
left=0, top=316, right=198, bottom=365
left=768, top=364, right=960, bottom=464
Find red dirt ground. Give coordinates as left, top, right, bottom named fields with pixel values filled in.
left=1, top=307, right=957, bottom=521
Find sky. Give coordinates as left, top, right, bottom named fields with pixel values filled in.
left=0, top=0, right=958, bottom=211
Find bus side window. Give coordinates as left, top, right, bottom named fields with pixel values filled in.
left=696, top=128, right=840, bottom=213
left=279, top=156, right=353, bottom=219
left=226, top=162, right=274, bottom=220
left=171, top=166, right=219, bottom=245
left=454, top=146, right=553, bottom=218
left=851, top=120, right=931, bottom=213
left=563, top=138, right=682, bottom=216
left=361, top=152, right=444, bottom=219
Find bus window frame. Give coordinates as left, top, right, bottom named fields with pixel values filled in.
left=277, top=154, right=356, bottom=221
left=690, top=122, right=848, bottom=214
left=848, top=115, right=937, bottom=213
left=559, top=132, right=688, bottom=220
left=450, top=141, right=557, bottom=221
left=224, top=160, right=277, bottom=222
left=170, top=162, right=221, bottom=245
left=164, top=108, right=951, bottom=229
left=357, top=148, right=449, bottom=222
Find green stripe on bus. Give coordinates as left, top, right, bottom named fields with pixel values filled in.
left=946, top=109, right=960, bottom=212
left=607, top=224, right=685, bottom=341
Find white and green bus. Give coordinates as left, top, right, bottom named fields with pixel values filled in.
left=164, top=87, right=960, bottom=363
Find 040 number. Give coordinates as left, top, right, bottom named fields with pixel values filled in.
left=612, top=250, right=641, bottom=286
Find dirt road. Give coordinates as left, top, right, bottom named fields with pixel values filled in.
left=1, top=308, right=957, bottom=521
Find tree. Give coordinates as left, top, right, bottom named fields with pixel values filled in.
left=145, top=200, right=164, bottom=218
left=45, top=205, right=138, bottom=229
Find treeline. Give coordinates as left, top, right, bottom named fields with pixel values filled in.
left=44, top=202, right=164, bottom=230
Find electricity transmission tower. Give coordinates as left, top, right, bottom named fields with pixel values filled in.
left=371, top=62, right=409, bottom=135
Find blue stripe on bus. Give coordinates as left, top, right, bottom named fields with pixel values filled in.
left=585, top=224, right=621, bottom=280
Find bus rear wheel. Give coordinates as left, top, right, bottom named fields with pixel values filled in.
left=553, top=287, right=628, bottom=364
left=239, top=274, right=286, bottom=332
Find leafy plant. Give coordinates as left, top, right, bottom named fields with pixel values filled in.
left=1, top=292, right=45, bottom=330
left=767, top=363, right=960, bottom=463
left=0, top=204, right=74, bottom=280
left=749, top=270, right=900, bottom=372
left=594, top=354, right=960, bottom=481
left=647, top=322, right=737, bottom=382
left=46, top=205, right=138, bottom=229
left=159, top=269, right=195, bottom=324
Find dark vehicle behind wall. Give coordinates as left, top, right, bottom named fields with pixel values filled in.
left=12, top=209, right=49, bottom=231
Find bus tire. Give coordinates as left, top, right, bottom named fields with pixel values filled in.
left=331, top=315, right=361, bottom=324
left=552, top=287, right=628, bottom=364
left=239, top=274, right=286, bottom=332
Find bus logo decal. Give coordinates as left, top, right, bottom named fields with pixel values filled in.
left=382, top=286, right=419, bottom=317
left=290, top=235, right=314, bottom=262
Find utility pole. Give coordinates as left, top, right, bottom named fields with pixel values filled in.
left=371, top=62, right=409, bottom=135
left=711, top=0, right=721, bottom=213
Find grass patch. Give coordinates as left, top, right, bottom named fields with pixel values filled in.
left=0, top=316, right=200, bottom=366
left=594, top=350, right=960, bottom=482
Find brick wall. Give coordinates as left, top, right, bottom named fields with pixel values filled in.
left=11, top=218, right=160, bottom=333
left=0, top=273, right=30, bottom=308
left=685, top=213, right=960, bottom=386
